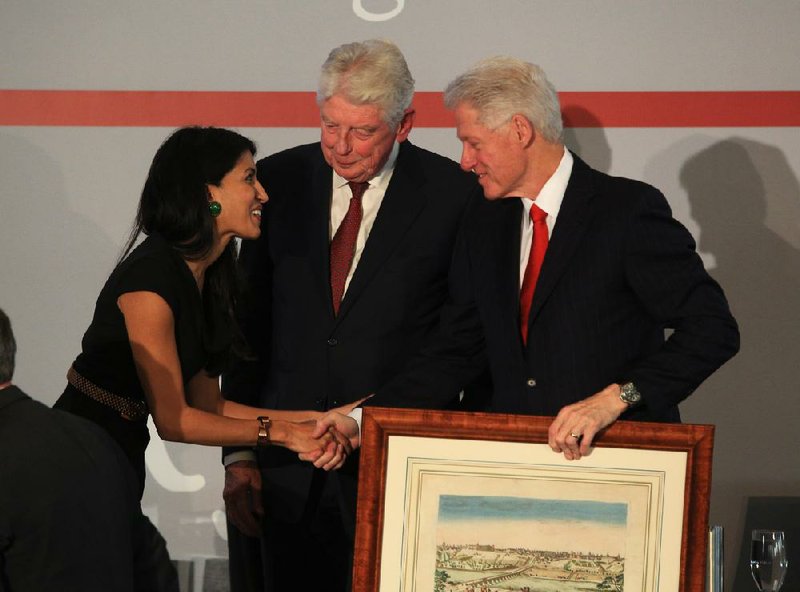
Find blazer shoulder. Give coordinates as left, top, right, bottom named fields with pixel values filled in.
left=458, top=191, right=517, bottom=242
left=256, top=142, right=326, bottom=196
left=574, top=156, right=666, bottom=213
left=257, top=142, right=323, bottom=175
left=398, top=141, right=481, bottom=204
left=604, top=174, right=672, bottom=218
left=0, top=384, right=30, bottom=411
left=402, top=141, right=471, bottom=180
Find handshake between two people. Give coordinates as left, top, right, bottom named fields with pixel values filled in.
left=285, top=395, right=371, bottom=471
left=225, top=387, right=629, bottom=536
left=223, top=398, right=366, bottom=537
left=295, top=406, right=362, bottom=471
left=285, top=383, right=632, bottom=470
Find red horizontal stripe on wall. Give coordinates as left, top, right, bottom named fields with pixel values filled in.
left=0, top=91, right=321, bottom=127
left=1, top=90, right=798, bottom=127
left=559, top=91, right=800, bottom=127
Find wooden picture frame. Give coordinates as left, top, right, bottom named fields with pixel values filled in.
left=353, top=407, right=714, bottom=592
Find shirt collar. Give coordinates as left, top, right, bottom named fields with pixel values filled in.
left=333, top=141, right=400, bottom=191
left=521, top=148, right=573, bottom=221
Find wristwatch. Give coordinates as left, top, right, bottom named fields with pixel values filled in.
left=256, top=416, right=271, bottom=447
left=619, top=382, right=642, bottom=407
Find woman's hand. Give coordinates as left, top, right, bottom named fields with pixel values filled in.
left=278, top=420, right=352, bottom=470
left=312, top=411, right=360, bottom=455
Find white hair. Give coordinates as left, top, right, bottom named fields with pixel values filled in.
left=444, top=56, right=563, bottom=143
left=317, top=39, right=415, bottom=127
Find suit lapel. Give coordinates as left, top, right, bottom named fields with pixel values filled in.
left=335, top=142, right=429, bottom=321
left=488, top=198, right=524, bottom=331
left=307, top=148, right=336, bottom=317
left=527, top=155, right=596, bottom=325
left=480, top=197, right=532, bottom=365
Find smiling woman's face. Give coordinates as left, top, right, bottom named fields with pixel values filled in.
left=208, top=151, right=268, bottom=242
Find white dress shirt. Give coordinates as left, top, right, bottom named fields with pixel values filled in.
left=518, top=148, right=573, bottom=286
left=329, top=142, right=399, bottom=296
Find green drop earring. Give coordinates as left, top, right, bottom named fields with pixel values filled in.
left=209, top=201, right=222, bottom=217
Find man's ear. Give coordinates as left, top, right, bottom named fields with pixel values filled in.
left=395, top=108, right=416, bottom=142
left=511, top=113, right=535, bottom=146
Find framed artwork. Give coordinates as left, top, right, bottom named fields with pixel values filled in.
left=353, top=408, right=714, bottom=592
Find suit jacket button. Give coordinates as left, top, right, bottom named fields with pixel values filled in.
left=526, top=378, right=537, bottom=387
left=327, top=338, right=338, bottom=346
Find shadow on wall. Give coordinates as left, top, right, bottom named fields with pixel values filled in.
left=0, top=131, right=119, bottom=401
left=562, top=105, right=612, bottom=174
left=676, top=138, right=800, bottom=590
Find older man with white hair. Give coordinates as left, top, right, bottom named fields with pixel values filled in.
left=222, top=40, right=483, bottom=591
left=352, top=56, right=739, bottom=459
left=320, top=56, right=739, bottom=462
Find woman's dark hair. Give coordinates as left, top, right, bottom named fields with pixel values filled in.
left=122, top=126, right=256, bottom=259
left=120, top=126, right=257, bottom=363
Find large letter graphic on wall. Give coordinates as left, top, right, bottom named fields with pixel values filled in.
left=353, top=0, right=405, bottom=21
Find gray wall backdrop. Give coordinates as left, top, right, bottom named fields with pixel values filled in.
left=2, top=1, right=799, bottom=588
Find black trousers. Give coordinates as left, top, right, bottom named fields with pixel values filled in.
left=226, top=521, right=265, bottom=592
left=133, top=513, right=179, bottom=592
left=230, top=470, right=354, bottom=592
left=273, top=470, right=352, bottom=591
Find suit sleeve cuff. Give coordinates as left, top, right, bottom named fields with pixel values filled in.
left=348, top=407, right=363, bottom=440
left=223, top=450, right=257, bottom=467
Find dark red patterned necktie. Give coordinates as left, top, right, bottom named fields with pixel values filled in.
left=520, top=203, right=548, bottom=344
left=330, top=181, right=368, bottom=314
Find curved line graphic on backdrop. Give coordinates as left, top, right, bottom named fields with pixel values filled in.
left=353, top=0, right=404, bottom=21
left=145, top=419, right=206, bottom=492
left=212, top=510, right=229, bottom=541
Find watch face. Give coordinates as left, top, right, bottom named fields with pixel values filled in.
left=621, top=383, right=641, bottom=404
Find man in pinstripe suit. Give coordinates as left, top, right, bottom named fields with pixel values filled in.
left=356, top=56, right=739, bottom=460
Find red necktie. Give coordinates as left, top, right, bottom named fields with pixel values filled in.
left=519, top=203, right=548, bottom=344
left=330, top=181, right=368, bottom=314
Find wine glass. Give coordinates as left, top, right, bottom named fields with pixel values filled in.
left=750, top=529, right=788, bottom=591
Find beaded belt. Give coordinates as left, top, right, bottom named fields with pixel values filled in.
left=67, top=366, right=149, bottom=421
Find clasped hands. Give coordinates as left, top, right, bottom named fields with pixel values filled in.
left=222, top=409, right=361, bottom=537
left=292, top=396, right=368, bottom=470
left=295, top=410, right=361, bottom=470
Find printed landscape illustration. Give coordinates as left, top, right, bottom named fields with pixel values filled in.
left=433, top=495, right=628, bottom=592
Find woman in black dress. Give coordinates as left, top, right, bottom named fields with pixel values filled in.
left=54, top=127, right=352, bottom=590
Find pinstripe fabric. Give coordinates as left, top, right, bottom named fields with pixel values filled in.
left=380, top=153, right=739, bottom=422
